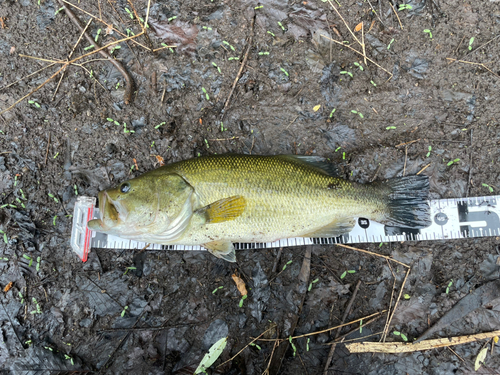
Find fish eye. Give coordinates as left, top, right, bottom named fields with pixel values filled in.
left=120, top=183, right=131, bottom=193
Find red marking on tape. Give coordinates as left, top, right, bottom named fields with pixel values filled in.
left=82, top=206, right=94, bottom=262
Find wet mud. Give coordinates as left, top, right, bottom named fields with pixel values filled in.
left=1, top=0, right=500, bottom=374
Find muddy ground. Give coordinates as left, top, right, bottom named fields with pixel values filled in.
left=1, top=0, right=500, bottom=374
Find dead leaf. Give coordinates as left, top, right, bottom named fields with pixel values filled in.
left=150, top=19, right=198, bottom=57
left=3, top=281, right=13, bottom=293
left=133, top=158, right=139, bottom=171
left=156, top=155, right=165, bottom=166
left=313, top=105, right=321, bottom=112
left=9, top=46, right=15, bottom=55
left=231, top=274, right=247, bottom=296
left=105, top=25, right=114, bottom=35
left=354, top=22, right=363, bottom=32
left=330, top=26, right=342, bottom=38
left=475, top=346, right=488, bottom=371
left=368, top=20, right=376, bottom=33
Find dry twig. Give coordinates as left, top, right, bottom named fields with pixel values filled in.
left=381, top=267, right=411, bottom=342
left=0, top=64, right=67, bottom=116
left=62, top=0, right=149, bottom=50
left=346, top=330, right=500, bottom=353
left=58, top=0, right=135, bottom=104
left=217, top=326, right=275, bottom=367
left=44, top=133, right=51, bottom=166
left=366, top=0, right=386, bottom=27
left=395, top=139, right=420, bottom=147
left=334, top=243, right=411, bottom=344
left=446, top=58, right=500, bottom=79
left=253, top=311, right=387, bottom=341
left=221, top=13, right=256, bottom=121
left=0, top=63, right=57, bottom=91
left=336, top=243, right=409, bottom=268
left=0, top=13, right=155, bottom=115
left=52, top=17, right=93, bottom=100
left=320, top=34, right=392, bottom=77
left=417, top=163, right=431, bottom=175
left=323, top=279, right=362, bottom=374
left=389, top=2, right=404, bottom=30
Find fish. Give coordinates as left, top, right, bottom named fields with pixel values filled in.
left=87, top=154, right=431, bottom=262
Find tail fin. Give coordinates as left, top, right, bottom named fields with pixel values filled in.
left=383, top=175, right=431, bottom=228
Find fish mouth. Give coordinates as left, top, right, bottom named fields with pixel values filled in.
left=100, top=191, right=119, bottom=222
left=88, top=191, right=120, bottom=231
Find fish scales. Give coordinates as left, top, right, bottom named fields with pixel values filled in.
left=88, top=154, right=430, bottom=262
left=149, top=155, right=385, bottom=244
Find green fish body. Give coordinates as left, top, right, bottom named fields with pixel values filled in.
left=88, top=154, right=430, bottom=262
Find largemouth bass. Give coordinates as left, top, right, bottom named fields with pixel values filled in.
left=88, top=154, right=430, bottom=262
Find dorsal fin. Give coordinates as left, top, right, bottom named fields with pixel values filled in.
left=277, top=155, right=339, bottom=176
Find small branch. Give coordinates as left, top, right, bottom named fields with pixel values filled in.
left=288, top=311, right=386, bottom=340
left=221, top=13, right=256, bottom=121
left=99, top=311, right=147, bottom=373
left=320, top=35, right=392, bottom=77
left=323, top=280, right=362, bottom=374
left=52, top=16, right=93, bottom=101
left=395, top=139, right=420, bottom=147
left=381, top=275, right=396, bottom=342
left=0, top=64, right=67, bottom=116
left=58, top=0, right=135, bottom=104
left=466, top=129, right=473, bottom=197
left=267, top=248, right=312, bottom=374
left=389, top=2, right=404, bottom=30
left=346, top=330, right=500, bottom=353
left=127, top=0, right=154, bottom=51
left=152, top=45, right=177, bottom=52
left=207, top=136, right=240, bottom=141
left=0, top=62, right=57, bottom=91
left=366, top=0, right=386, bottom=27
left=61, top=0, right=150, bottom=50
left=336, top=243, right=410, bottom=268
left=403, top=145, right=408, bottom=176
left=144, top=0, right=152, bottom=30
left=382, top=267, right=411, bottom=342
left=217, top=326, right=275, bottom=367
left=1, top=18, right=145, bottom=115
left=331, top=315, right=382, bottom=344
left=18, top=55, right=65, bottom=63
left=417, top=163, right=431, bottom=175
left=361, top=21, right=367, bottom=65
left=272, top=247, right=283, bottom=273
left=326, top=0, right=362, bottom=46
left=44, top=132, right=51, bottom=166
left=446, top=58, right=500, bottom=79
left=263, top=338, right=279, bottom=375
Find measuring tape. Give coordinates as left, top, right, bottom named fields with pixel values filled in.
left=70, top=195, right=500, bottom=262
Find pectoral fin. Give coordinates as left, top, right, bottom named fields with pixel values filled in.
left=197, top=196, right=246, bottom=224
left=302, top=218, right=355, bottom=238
left=204, top=241, right=236, bottom=262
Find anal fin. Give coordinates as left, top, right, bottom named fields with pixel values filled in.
left=301, top=218, right=355, bottom=238
left=197, top=196, right=246, bottom=224
left=204, top=241, right=236, bottom=262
